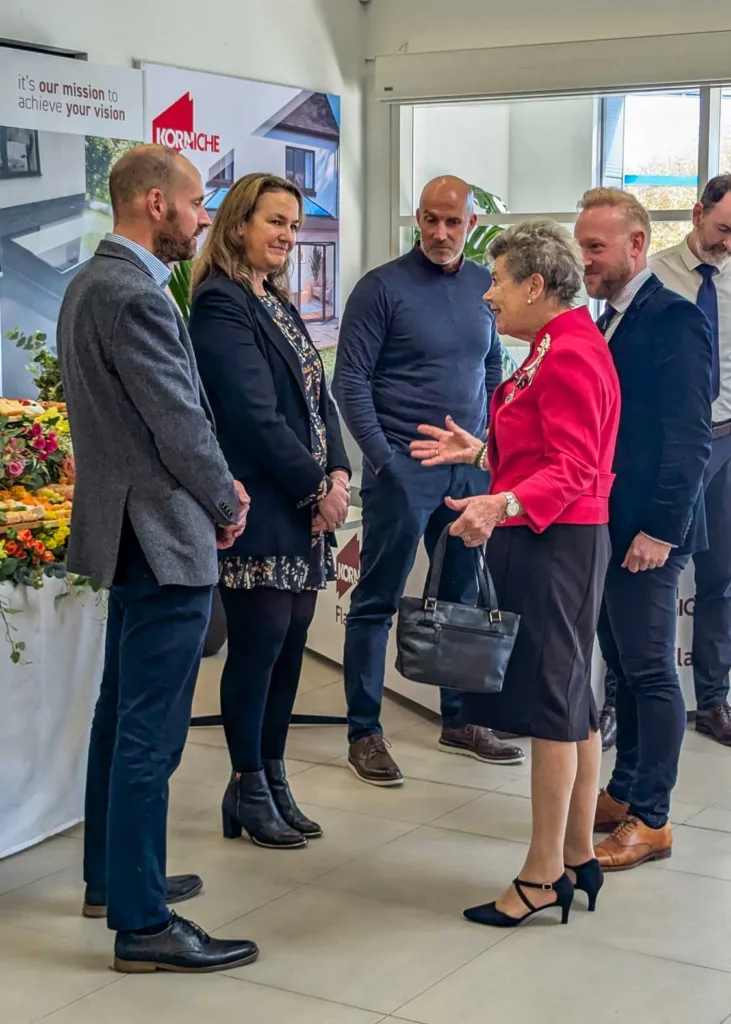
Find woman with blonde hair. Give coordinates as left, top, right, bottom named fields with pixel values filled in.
left=188, top=173, right=350, bottom=850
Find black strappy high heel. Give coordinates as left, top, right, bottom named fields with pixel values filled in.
left=463, top=873, right=574, bottom=928
left=565, top=858, right=604, bottom=912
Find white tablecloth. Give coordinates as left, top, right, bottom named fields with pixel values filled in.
left=0, top=579, right=106, bottom=859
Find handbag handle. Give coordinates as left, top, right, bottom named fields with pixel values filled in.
left=423, top=525, right=501, bottom=618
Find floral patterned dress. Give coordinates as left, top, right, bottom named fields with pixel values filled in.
left=219, top=293, right=336, bottom=593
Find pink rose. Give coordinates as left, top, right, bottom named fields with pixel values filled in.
left=7, top=459, right=25, bottom=477
left=45, top=437, right=58, bottom=454
left=33, top=437, right=46, bottom=451
left=30, top=423, right=42, bottom=438
left=38, top=452, right=49, bottom=462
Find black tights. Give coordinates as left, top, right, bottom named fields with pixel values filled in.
left=219, top=586, right=317, bottom=773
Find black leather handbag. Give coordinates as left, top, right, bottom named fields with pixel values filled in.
left=396, top=526, right=520, bottom=694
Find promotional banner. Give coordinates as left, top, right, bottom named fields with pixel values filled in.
left=0, top=49, right=142, bottom=396
left=142, top=63, right=341, bottom=364
left=0, top=47, right=143, bottom=140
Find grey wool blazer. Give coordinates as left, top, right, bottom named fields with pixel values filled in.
left=56, top=239, right=239, bottom=588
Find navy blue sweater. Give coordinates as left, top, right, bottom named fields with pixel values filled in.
left=333, top=247, right=502, bottom=473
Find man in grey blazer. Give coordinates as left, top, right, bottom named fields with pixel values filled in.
left=57, top=145, right=258, bottom=973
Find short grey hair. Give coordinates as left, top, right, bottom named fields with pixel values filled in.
left=488, top=220, right=584, bottom=305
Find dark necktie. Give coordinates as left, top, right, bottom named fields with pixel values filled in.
left=696, top=264, right=721, bottom=402
left=595, top=303, right=616, bottom=336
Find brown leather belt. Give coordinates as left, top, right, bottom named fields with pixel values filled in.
left=712, top=420, right=731, bottom=440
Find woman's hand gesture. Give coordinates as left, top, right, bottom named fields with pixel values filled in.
left=409, top=416, right=484, bottom=468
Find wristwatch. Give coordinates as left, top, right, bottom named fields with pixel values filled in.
left=503, top=491, right=522, bottom=518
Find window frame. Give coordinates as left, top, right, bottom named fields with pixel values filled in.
left=390, top=85, right=728, bottom=261
left=0, top=126, right=41, bottom=180
left=285, top=145, right=317, bottom=197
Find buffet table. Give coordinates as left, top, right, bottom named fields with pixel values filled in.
left=307, top=510, right=700, bottom=713
left=0, top=578, right=106, bottom=858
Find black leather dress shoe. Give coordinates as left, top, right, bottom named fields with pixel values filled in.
left=113, top=912, right=259, bottom=973
left=83, top=874, right=203, bottom=919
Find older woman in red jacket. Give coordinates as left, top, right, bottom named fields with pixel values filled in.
left=412, top=220, right=620, bottom=929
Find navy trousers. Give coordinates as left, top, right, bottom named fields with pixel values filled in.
left=83, top=530, right=212, bottom=932
left=603, top=435, right=731, bottom=712
left=598, top=554, right=689, bottom=829
left=344, top=452, right=485, bottom=743
left=692, top=433, right=731, bottom=709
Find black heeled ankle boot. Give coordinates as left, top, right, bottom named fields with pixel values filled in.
left=263, top=759, right=323, bottom=838
left=464, top=873, right=574, bottom=928
left=222, top=770, right=308, bottom=849
left=566, top=858, right=604, bottom=912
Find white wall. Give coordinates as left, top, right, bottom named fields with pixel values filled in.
left=411, top=103, right=510, bottom=209
left=507, top=97, right=596, bottom=213
left=0, top=132, right=85, bottom=209
left=366, top=0, right=731, bottom=55
left=0, top=0, right=366, bottom=301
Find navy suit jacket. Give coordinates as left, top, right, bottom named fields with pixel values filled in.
left=608, top=273, right=713, bottom=563
left=189, top=273, right=350, bottom=561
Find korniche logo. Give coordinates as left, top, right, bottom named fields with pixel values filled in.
left=336, top=534, right=360, bottom=599
left=152, top=93, right=220, bottom=154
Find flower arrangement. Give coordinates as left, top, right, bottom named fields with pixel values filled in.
left=0, top=397, right=84, bottom=661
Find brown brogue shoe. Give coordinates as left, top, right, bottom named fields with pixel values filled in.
left=595, top=816, right=672, bottom=871
left=594, top=788, right=629, bottom=834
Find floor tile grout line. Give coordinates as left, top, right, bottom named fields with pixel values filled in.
left=29, top=974, right=126, bottom=1024
left=383, top=932, right=519, bottom=1020
left=564, top=930, right=731, bottom=978
left=215, top=970, right=396, bottom=1018
left=0, top=858, right=79, bottom=901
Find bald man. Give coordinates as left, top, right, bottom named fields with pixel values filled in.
left=57, top=145, right=257, bottom=972
left=334, top=176, right=524, bottom=785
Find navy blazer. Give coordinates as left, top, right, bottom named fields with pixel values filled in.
left=189, top=272, right=350, bottom=561
left=608, top=273, right=713, bottom=562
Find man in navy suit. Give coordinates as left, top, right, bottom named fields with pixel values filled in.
left=575, top=188, right=713, bottom=871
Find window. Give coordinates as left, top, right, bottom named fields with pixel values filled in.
left=207, top=150, right=234, bottom=188
left=721, top=88, right=731, bottom=174
left=286, top=146, right=316, bottom=195
left=0, top=126, right=40, bottom=179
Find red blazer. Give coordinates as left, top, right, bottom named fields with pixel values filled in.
left=489, top=306, right=621, bottom=533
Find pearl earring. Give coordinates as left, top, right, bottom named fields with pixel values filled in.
left=527, top=298, right=533, bottom=305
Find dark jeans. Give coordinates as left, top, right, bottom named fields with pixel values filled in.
left=83, top=532, right=212, bottom=933
left=598, top=554, right=689, bottom=829
left=603, top=437, right=731, bottom=713
left=343, top=452, right=485, bottom=743
left=219, top=586, right=317, bottom=773
left=692, top=434, right=731, bottom=709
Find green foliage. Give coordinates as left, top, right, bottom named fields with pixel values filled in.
left=169, top=261, right=193, bottom=322
left=310, top=246, right=323, bottom=282
left=85, top=137, right=138, bottom=205
left=7, top=328, right=64, bottom=402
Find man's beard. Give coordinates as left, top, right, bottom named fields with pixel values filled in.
left=588, top=259, right=633, bottom=301
left=153, top=208, right=198, bottom=264
left=696, top=237, right=730, bottom=269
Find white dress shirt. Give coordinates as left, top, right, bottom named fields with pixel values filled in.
left=650, top=236, right=731, bottom=424
left=602, top=267, right=653, bottom=342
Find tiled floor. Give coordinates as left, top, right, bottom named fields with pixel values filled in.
left=4, top=650, right=731, bottom=1023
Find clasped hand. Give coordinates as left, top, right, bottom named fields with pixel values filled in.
left=410, top=416, right=483, bottom=467
left=216, top=479, right=251, bottom=550
left=313, top=475, right=350, bottom=533
left=622, top=533, right=671, bottom=573
left=447, top=494, right=508, bottom=548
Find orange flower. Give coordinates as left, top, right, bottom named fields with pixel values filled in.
left=42, top=550, right=56, bottom=564
left=5, top=541, right=19, bottom=557
left=18, top=529, right=33, bottom=544
left=33, top=539, right=45, bottom=554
